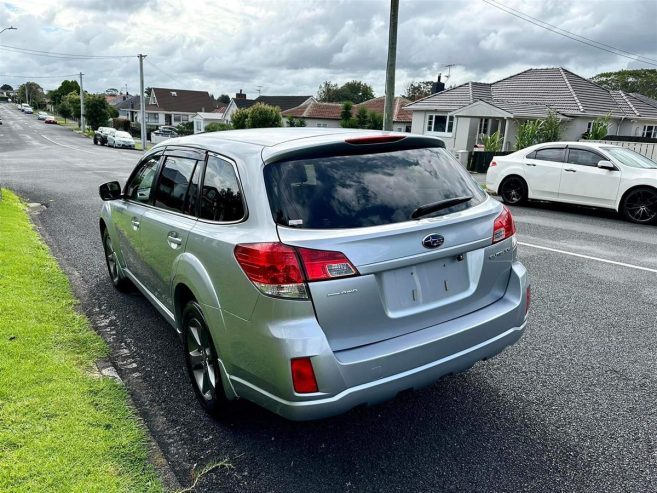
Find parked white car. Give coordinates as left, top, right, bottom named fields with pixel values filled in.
left=107, top=130, right=136, bottom=149
left=486, top=142, right=657, bottom=224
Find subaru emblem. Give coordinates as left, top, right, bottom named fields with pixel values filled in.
left=422, top=233, right=444, bottom=249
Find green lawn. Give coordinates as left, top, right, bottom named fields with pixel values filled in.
left=0, top=190, right=163, bottom=493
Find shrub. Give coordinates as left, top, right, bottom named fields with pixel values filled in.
left=515, top=120, right=543, bottom=150
left=231, top=108, right=249, bottom=129
left=367, top=111, right=383, bottom=130
left=247, top=103, right=282, bottom=128
left=286, top=116, right=306, bottom=127
left=204, top=122, right=233, bottom=132
left=112, top=118, right=131, bottom=131
left=585, top=113, right=611, bottom=140
left=176, top=121, right=194, bottom=135
left=538, top=110, right=562, bottom=142
left=481, top=130, right=503, bottom=152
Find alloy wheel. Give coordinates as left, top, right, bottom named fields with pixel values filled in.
left=103, top=232, right=120, bottom=284
left=624, top=189, right=657, bottom=224
left=501, top=177, right=526, bottom=205
left=186, top=317, right=216, bottom=401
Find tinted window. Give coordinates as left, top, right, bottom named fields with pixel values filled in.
left=199, top=156, right=244, bottom=221
left=264, top=147, right=486, bottom=229
left=125, top=155, right=161, bottom=203
left=533, top=148, right=565, bottom=162
left=567, top=149, right=602, bottom=167
left=154, top=156, right=198, bottom=214
left=605, top=147, right=657, bottom=169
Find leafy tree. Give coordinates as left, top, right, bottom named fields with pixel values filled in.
left=217, top=94, right=230, bottom=104
left=112, top=117, right=131, bottom=131
left=64, top=91, right=81, bottom=123
left=17, top=82, right=45, bottom=108
left=57, top=100, right=73, bottom=123
left=144, top=87, right=153, bottom=98
left=50, top=80, right=80, bottom=106
left=591, top=69, right=657, bottom=99
left=318, top=80, right=375, bottom=104
left=355, top=107, right=370, bottom=128
left=204, top=122, right=233, bottom=132
left=403, top=81, right=434, bottom=101
left=1, top=84, right=13, bottom=91
left=367, top=111, right=383, bottom=130
left=108, top=105, right=119, bottom=118
left=176, top=122, right=194, bottom=135
left=105, top=88, right=119, bottom=95
left=538, top=110, right=562, bottom=142
left=340, top=101, right=353, bottom=121
left=286, top=116, right=306, bottom=127
left=247, top=103, right=282, bottom=128
left=84, top=94, right=111, bottom=130
left=231, top=108, right=250, bottom=129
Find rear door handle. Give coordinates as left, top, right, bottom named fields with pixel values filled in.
left=564, top=168, right=576, bottom=173
left=167, top=232, right=183, bottom=249
left=131, top=217, right=140, bottom=230
left=525, top=162, right=536, bottom=167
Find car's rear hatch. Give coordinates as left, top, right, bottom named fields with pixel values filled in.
left=263, top=136, right=514, bottom=351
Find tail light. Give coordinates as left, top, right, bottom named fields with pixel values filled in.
left=489, top=160, right=497, bottom=167
left=234, top=243, right=359, bottom=299
left=291, top=357, right=319, bottom=393
left=345, top=135, right=406, bottom=145
left=492, top=205, right=516, bottom=244
left=526, top=286, right=531, bottom=315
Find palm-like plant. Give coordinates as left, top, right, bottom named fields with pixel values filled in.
left=481, top=130, right=503, bottom=152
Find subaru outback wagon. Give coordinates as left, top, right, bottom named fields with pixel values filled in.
left=99, top=128, right=530, bottom=420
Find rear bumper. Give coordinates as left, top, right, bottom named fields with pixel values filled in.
left=228, top=261, right=529, bottom=421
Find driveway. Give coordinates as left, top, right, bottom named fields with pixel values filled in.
left=1, top=103, right=656, bottom=492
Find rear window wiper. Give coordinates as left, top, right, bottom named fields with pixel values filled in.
left=410, top=196, right=473, bottom=219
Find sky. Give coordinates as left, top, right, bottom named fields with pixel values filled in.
left=1, top=0, right=656, bottom=98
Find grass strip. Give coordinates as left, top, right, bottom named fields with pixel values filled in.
left=0, top=190, right=163, bottom=493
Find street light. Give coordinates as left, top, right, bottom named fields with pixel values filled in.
left=0, top=26, right=17, bottom=34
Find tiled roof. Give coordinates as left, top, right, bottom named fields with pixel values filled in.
left=150, top=87, right=216, bottom=113
left=405, top=67, right=657, bottom=119
left=255, top=95, right=313, bottom=111
left=282, top=96, right=413, bottom=122
left=233, top=98, right=257, bottom=109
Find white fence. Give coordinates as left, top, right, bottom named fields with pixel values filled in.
left=584, top=140, right=657, bottom=160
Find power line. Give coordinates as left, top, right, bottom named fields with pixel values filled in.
left=0, top=43, right=134, bottom=59
left=0, top=73, right=81, bottom=79
left=480, top=0, right=657, bottom=68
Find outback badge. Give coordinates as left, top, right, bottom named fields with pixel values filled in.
left=422, top=233, right=444, bottom=249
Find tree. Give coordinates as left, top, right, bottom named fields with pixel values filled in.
left=355, top=107, right=370, bottom=128
left=537, top=110, right=562, bottom=142
left=317, top=80, right=375, bottom=103
left=217, top=94, right=230, bottom=104
left=591, top=69, right=657, bottom=99
left=366, top=111, right=383, bottom=130
left=286, top=116, right=306, bottom=127
left=84, top=94, right=112, bottom=130
left=340, top=101, right=353, bottom=121
left=176, top=121, right=194, bottom=135
left=585, top=113, right=611, bottom=140
left=108, top=105, right=119, bottom=118
left=403, top=81, right=434, bottom=101
left=64, top=91, right=81, bottom=123
left=204, top=122, right=233, bottom=132
left=105, top=88, right=119, bottom=95
left=247, top=103, right=282, bottom=128
left=1, top=84, right=13, bottom=91
left=57, top=100, right=73, bottom=123
left=17, top=82, right=45, bottom=108
left=49, top=80, right=80, bottom=107
left=144, top=87, right=153, bottom=98
left=231, top=108, right=250, bottom=129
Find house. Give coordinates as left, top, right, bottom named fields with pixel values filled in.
left=222, top=90, right=314, bottom=123
left=192, top=107, right=226, bottom=134
left=281, top=96, right=413, bottom=130
left=405, top=67, right=657, bottom=152
left=117, top=87, right=216, bottom=129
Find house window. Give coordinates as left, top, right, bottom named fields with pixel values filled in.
left=642, top=125, right=657, bottom=138
left=146, top=112, right=159, bottom=123
left=478, top=118, right=490, bottom=135
left=316, top=123, right=328, bottom=127
left=195, top=120, right=202, bottom=132
left=173, top=114, right=189, bottom=124
left=586, top=121, right=594, bottom=134
left=426, top=114, right=454, bottom=133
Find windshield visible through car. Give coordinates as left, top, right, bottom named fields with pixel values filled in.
left=264, top=147, right=487, bottom=229
left=116, top=131, right=132, bottom=139
left=605, top=147, right=657, bottom=169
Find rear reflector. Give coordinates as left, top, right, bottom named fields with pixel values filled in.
left=489, top=161, right=497, bottom=167
left=345, top=135, right=406, bottom=145
left=492, top=205, right=516, bottom=244
left=296, top=247, right=358, bottom=282
left=234, top=243, right=359, bottom=298
left=526, top=286, right=531, bottom=315
left=291, top=357, right=318, bottom=393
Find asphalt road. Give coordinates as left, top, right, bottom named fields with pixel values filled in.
left=1, top=103, right=656, bottom=492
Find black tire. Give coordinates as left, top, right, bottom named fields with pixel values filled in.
left=182, top=301, right=234, bottom=419
left=499, top=176, right=528, bottom=205
left=93, top=137, right=98, bottom=145
left=621, top=187, right=657, bottom=225
left=101, top=228, right=131, bottom=291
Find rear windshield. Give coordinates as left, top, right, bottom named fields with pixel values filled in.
left=264, top=147, right=486, bottom=229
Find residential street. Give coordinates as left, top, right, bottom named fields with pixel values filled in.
left=1, top=104, right=656, bottom=492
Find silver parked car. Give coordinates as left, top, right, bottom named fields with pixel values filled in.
left=98, top=128, right=530, bottom=420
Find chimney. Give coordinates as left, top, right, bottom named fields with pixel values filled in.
left=235, top=89, right=246, bottom=99
left=431, top=74, right=445, bottom=94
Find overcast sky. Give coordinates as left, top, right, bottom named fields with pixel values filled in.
left=1, top=0, right=656, bottom=98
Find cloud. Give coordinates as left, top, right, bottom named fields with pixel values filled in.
left=0, top=0, right=655, bottom=98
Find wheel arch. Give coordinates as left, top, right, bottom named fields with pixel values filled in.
left=617, top=184, right=657, bottom=212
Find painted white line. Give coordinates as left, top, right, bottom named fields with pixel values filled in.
left=518, top=241, right=657, bottom=274
left=40, top=134, right=96, bottom=154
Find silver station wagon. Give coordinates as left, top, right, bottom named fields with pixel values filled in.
left=99, top=128, right=530, bottom=420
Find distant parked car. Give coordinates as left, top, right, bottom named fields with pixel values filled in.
left=37, top=111, right=48, bottom=120
left=486, top=141, right=657, bottom=224
left=107, top=130, right=135, bottom=149
left=94, top=127, right=115, bottom=145
left=24, top=106, right=33, bottom=114
left=20, top=103, right=29, bottom=112
left=98, top=128, right=530, bottom=420
left=44, top=115, right=57, bottom=124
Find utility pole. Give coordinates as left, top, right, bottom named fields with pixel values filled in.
left=79, top=72, right=85, bottom=132
left=138, top=54, right=147, bottom=151
left=383, top=0, right=399, bottom=131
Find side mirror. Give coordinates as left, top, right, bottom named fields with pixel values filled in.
left=99, top=181, right=123, bottom=201
left=597, top=160, right=616, bottom=171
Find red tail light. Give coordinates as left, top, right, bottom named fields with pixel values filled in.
left=291, top=357, right=318, bottom=393
left=297, top=247, right=358, bottom=281
left=526, top=286, right=531, bottom=315
left=345, top=135, right=406, bottom=145
left=492, top=205, right=516, bottom=244
left=234, top=243, right=359, bottom=298
left=489, top=160, right=497, bottom=167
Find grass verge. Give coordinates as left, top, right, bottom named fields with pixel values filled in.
left=0, top=190, right=163, bottom=493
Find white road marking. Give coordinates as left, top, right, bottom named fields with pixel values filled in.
left=40, top=134, right=96, bottom=154
left=518, top=241, right=657, bottom=274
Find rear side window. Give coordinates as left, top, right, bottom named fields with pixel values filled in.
left=199, top=156, right=245, bottom=222
left=533, top=148, right=565, bottom=162
left=264, top=147, right=486, bottom=229
left=567, top=148, right=602, bottom=167
left=153, top=156, right=198, bottom=214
